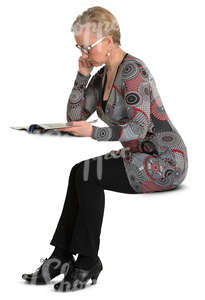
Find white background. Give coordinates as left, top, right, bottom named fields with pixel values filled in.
left=1, top=0, right=204, bottom=299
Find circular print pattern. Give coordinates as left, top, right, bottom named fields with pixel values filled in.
left=155, top=169, right=175, bottom=187
left=140, top=66, right=149, bottom=79
left=129, top=114, right=148, bottom=136
left=138, top=81, right=150, bottom=97
left=125, top=91, right=142, bottom=106
left=141, top=141, right=158, bottom=155
left=95, top=128, right=112, bottom=141
left=69, top=90, right=82, bottom=104
left=149, top=77, right=160, bottom=100
left=121, top=61, right=140, bottom=81
left=151, top=98, right=168, bottom=120
left=156, top=131, right=181, bottom=148
left=144, top=155, right=164, bottom=180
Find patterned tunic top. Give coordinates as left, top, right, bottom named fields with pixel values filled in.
left=66, top=53, right=188, bottom=193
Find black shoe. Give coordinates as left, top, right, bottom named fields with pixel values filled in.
left=22, top=256, right=75, bottom=285
left=53, top=256, right=103, bottom=291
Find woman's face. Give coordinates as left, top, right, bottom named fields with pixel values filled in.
left=74, top=25, right=111, bottom=66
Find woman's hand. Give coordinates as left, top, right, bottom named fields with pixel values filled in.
left=78, top=56, right=94, bottom=76
left=55, top=121, right=94, bottom=137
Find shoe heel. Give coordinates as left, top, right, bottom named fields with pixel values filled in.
left=91, top=269, right=101, bottom=285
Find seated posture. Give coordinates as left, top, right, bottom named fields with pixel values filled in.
left=22, top=6, right=188, bottom=292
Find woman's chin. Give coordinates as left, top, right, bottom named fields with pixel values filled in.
left=91, top=61, right=104, bottom=67
left=93, top=62, right=102, bottom=66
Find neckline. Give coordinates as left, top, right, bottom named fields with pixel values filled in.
left=102, top=52, right=128, bottom=106
left=101, top=98, right=107, bottom=112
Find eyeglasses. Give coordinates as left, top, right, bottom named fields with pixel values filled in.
left=76, top=36, right=106, bottom=54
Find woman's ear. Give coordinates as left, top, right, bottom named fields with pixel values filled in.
left=105, top=35, right=114, bottom=51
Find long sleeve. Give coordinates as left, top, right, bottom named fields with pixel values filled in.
left=91, top=61, right=151, bottom=142
left=66, top=71, right=98, bottom=122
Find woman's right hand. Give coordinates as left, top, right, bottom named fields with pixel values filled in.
left=78, top=56, right=94, bottom=77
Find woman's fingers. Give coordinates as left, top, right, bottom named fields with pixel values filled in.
left=80, top=58, right=90, bottom=68
left=79, top=56, right=94, bottom=72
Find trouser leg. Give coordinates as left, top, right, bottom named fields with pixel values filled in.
left=49, top=161, right=82, bottom=250
left=50, top=154, right=136, bottom=256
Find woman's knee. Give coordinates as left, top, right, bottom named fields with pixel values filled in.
left=69, top=161, right=84, bottom=179
left=71, top=160, right=84, bottom=171
left=74, top=159, right=98, bottom=184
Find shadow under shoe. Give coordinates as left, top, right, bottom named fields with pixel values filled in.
left=22, top=256, right=75, bottom=285
left=53, top=256, right=103, bottom=292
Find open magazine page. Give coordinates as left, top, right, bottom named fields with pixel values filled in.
left=10, top=119, right=98, bottom=135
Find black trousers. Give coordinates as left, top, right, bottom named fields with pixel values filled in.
left=50, top=152, right=136, bottom=257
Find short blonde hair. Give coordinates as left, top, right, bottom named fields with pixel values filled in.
left=71, top=6, right=121, bottom=46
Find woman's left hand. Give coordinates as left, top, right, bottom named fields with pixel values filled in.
left=55, top=121, right=93, bottom=137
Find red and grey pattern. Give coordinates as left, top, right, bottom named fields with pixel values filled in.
left=66, top=53, right=188, bottom=193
